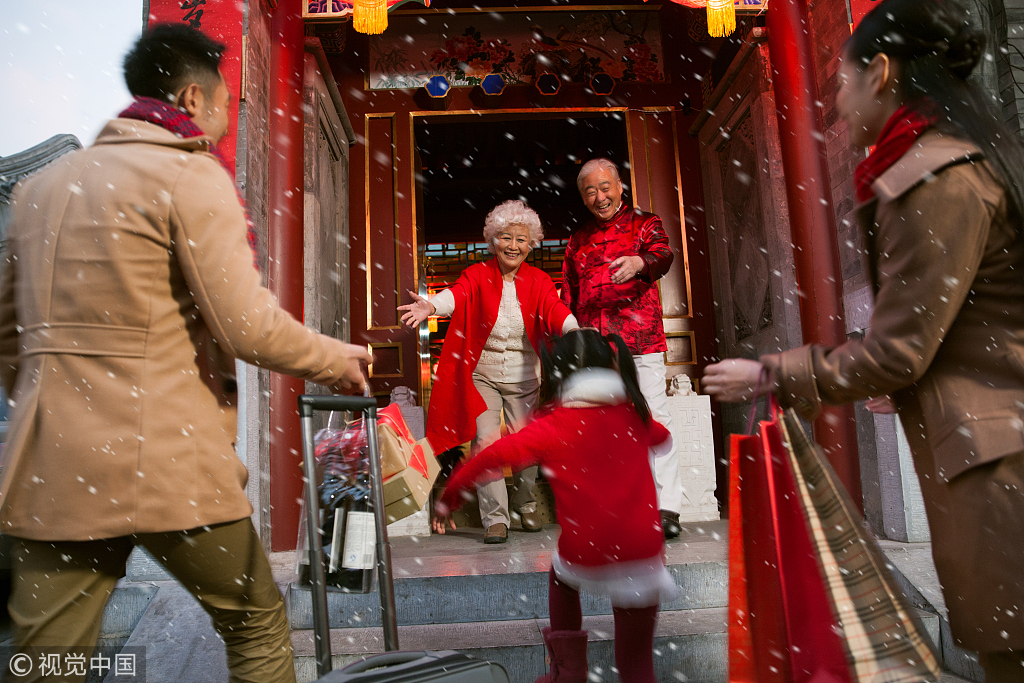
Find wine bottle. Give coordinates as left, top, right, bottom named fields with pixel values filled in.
left=319, top=428, right=376, bottom=594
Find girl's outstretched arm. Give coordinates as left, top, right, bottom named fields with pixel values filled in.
left=436, top=417, right=550, bottom=514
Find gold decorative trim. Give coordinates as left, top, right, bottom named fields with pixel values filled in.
left=625, top=112, right=640, bottom=212
left=391, top=5, right=659, bottom=15
left=664, top=331, right=697, bottom=366
left=365, top=113, right=403, bottom=331
left=643, top=113, right=654, bottom=212
left=240, top=35, right=248, bottom=103
left=369, top=342, right=404, bottom=378
left=409, top=106, right=630, bottom=120
left=665, top=109, right=694, bottom=319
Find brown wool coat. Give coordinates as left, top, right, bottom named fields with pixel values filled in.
left=0, top=120, right=360, bottom=541
left=762, top=131, right=1024, bottom=651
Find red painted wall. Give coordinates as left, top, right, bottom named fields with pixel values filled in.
left=146, top=0, right=245, bottom=177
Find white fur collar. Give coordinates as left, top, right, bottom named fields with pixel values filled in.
left=559, top=368, right=626, bottom=407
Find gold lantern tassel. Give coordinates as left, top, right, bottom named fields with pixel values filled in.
left=706, top=0, right=736, bottom=38
left=353, top=0, right=388, bottom=35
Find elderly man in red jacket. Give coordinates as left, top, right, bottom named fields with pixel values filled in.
left=561, top=158, right=682, bottom=539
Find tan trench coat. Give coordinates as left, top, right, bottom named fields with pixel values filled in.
left=762, top=131, right=1024, bottom=652
left=0, top=120, right=361, bottom=541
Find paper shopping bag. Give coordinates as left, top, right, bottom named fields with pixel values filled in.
left=729, top=414, right=849, bottom=683
left=377, top=403, right=419, bottom=479
left=729, top=401, right=939, bottom=683
left=777, top=410, right=941, bottom=682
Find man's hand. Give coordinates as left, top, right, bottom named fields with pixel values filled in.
left=609, top=255, right=645, bottom=284
left=702, top=358, right=771, bottom=403
left=432, top=501, right=457, bottom=535
left=329, top=342, right=372, bottom=394
left=398, top=291, right=435, bottom=328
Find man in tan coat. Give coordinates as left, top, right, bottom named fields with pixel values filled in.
left=0, top=24, right=369, bottom=683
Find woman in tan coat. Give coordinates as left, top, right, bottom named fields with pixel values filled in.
left=703, top=1, right=1024, bottom=680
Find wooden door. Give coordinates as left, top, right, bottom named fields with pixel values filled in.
left=302, top=53, right=351, bottom=419
left=304, top=54, right=350, bottom=341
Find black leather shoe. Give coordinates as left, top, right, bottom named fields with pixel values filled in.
left=517, top=509, right=543, bottom=532
left=484, top=523, right=508, bottom=544
left=660, top=510, right=681, bottom=540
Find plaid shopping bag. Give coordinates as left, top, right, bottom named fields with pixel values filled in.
left=728, top=400, right=941, bottom=683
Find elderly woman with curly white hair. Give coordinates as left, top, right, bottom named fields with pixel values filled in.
left=399, top=199, right=579, bottom=544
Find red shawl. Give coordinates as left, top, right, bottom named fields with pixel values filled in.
left=855, top=105, right=936, bottom=203
left=426, top=259, right=571, bottom=455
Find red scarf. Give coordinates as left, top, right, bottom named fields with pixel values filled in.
left=118, top=97, right=258, bottom=268
left=854, top=105, right=936, bottom=203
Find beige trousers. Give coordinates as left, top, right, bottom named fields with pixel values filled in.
left=7, top=518, right=295, bottom=683
left=471, top=373, right=540, bottom=529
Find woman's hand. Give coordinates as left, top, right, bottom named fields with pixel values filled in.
left=702, top=359, right=771, bottom=403
left=397, top=290, right=435, bottom=328
left=865, top=395, right=898, bottom=414
left=432, top=501, right=457, bottom=535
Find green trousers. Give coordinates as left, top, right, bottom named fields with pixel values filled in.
left=7, top=518, right=296, bottom=683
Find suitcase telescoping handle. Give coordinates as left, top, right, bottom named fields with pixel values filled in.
left=298, top=395, right=400, bottom=677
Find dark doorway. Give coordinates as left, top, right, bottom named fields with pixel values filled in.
left=414, top=113, right=630, bottom=245
left=412, top=111, right=631, bottom=405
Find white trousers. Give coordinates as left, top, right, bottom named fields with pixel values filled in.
left=634, top=353, right=682, bottom=514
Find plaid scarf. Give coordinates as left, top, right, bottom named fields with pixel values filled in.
left=854, top=105, right=936, bottom=203
left=118, top=96, right=259, bottom=268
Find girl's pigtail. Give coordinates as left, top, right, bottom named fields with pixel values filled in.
left=607, top=333, right=651, bottom=424
left=539, top=335, right=562, bottom=410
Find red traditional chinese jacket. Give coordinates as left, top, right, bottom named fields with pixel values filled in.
left=426, top=258, right=571, bottom=455
left=560, top=204, right=673, bottom=354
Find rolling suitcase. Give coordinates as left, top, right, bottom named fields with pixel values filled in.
left=299, top=395, right=399, bottom=677
left=299, top=396, right=510, bottom=683
left=315, top=651, right=510, bottom=683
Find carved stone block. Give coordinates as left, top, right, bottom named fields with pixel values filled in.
left=667, top=394, right=720, bottom=522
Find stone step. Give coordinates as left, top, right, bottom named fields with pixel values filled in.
left=879, top=541, right=985, bottom=682
left=286, top=522, right=728, bottom=630
left=290, top=607, right=728, bottom=683
left=290, top=606, right=947, bottom=683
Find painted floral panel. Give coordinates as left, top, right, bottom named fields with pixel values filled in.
left=368, top=10, right=664, bottom=90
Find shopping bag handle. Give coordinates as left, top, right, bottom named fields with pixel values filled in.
left=744, top=366, right=776, bottom=435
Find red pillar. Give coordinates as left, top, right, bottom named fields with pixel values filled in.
left=767, top=0, right=863, bottom=509
left=268, top=0, right=306, bottom=550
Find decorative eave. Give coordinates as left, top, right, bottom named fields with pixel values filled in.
left=0, top=134, right=82, bottom=247
left=0, top=134, right=83, bottom=204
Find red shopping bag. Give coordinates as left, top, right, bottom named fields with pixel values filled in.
left=728, top=400, right=940, bottom=683
left=728, top=415, right=849, bottom=683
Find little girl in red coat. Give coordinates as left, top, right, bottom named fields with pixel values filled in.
left=433, top=329, right=678, bottom=683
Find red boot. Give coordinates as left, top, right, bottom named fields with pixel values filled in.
left=534, top=627, right=589, bottom=683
